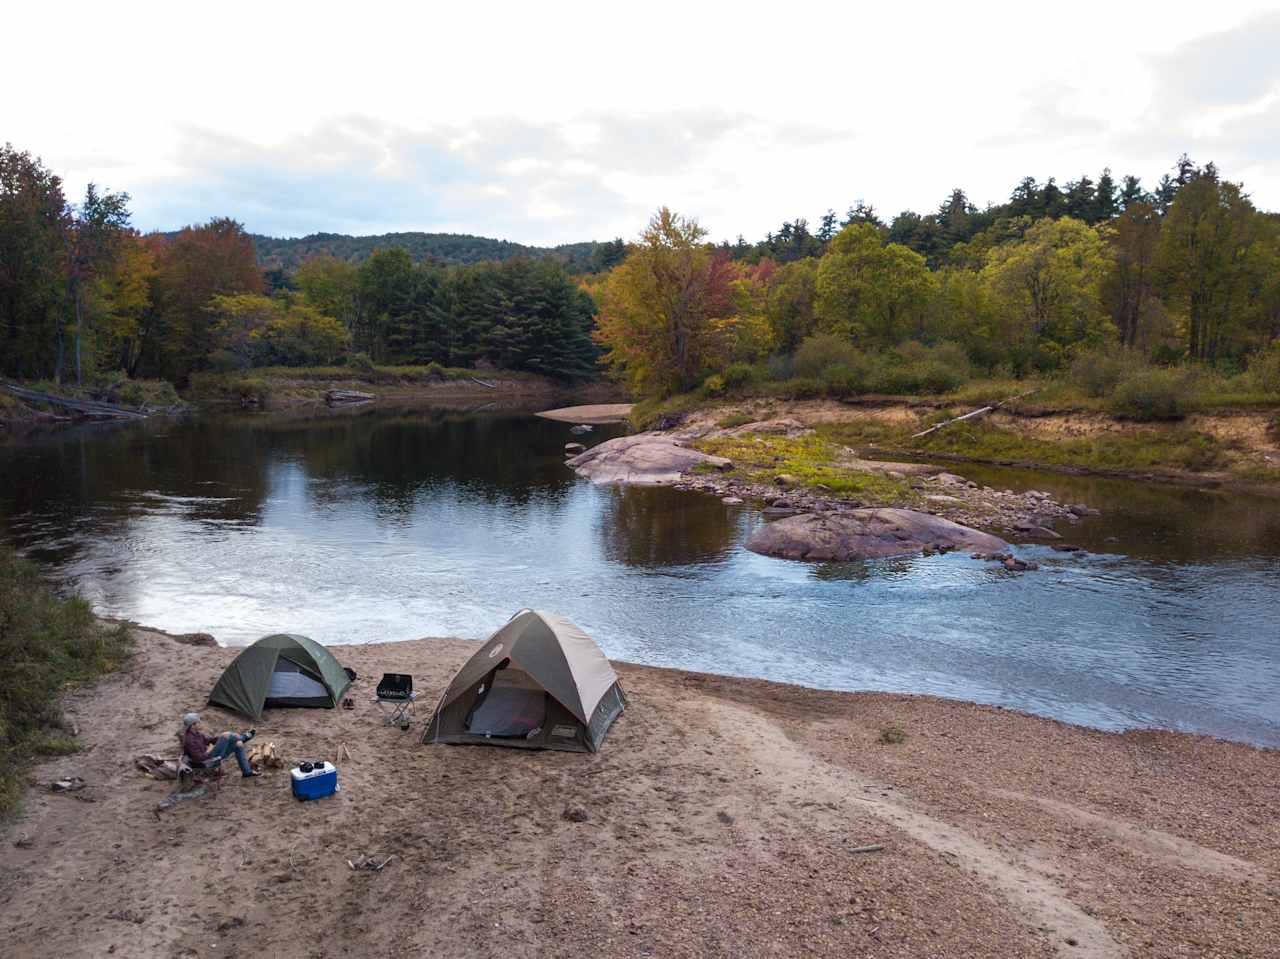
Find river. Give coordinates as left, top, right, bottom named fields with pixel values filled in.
left=2, top=404, right=1278, bottom=746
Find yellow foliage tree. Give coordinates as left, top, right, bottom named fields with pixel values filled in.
left=594, top=208, right=738, bottom=398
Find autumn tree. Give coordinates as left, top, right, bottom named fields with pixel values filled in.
left=96, top=232, right=157, bottom=375
left=146, top=218, right=262, bottom=380
left=594, top=208, right=736, bottom=397
left=207, top=293, right=349, bottom=368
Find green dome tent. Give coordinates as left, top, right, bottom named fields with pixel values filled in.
left=208, top=634, right=352, bottom=721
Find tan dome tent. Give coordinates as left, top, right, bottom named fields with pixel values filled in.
left=424, top=610, right=626, bottom=752
left=208, top=634, right=353, bottom=721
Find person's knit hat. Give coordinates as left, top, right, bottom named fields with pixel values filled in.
left=182, top=712, right=200, bottom=728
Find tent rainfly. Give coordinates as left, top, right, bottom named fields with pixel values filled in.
left=208, top=634, right=352, bottom=721
left=424, top=610, right=626, bottom=752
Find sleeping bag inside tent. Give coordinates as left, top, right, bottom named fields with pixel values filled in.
left=208, top=633, right=353, bottom=721
left=424, top=610, right=626, bottom=752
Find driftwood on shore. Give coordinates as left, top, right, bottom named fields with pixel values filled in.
left=468, top=376, right=498, bottom=389
left=325, top=389, right=376, bottom=404
left=910, top=389, right=1040, bottom=439
left=3, top=382, right=153, bottom=420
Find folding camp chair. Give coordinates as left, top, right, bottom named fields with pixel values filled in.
left=374, top=673, right=416, bottom=725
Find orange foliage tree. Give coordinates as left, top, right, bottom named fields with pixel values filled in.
left=594, top=208, right=737, bottom=398
left=148, top=217, right=262, bottom=381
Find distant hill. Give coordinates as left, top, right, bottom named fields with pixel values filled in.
left=250, top=231, right=611, bottom=273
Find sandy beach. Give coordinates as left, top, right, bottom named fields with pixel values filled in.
left=1, top=626, right=1276, bottom=959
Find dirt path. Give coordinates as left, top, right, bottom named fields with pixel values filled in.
left=1, top=629, right=1276, bottom=958
left=712, top=701, right=1123, bottom=958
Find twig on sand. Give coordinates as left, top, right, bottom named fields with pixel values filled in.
left=347, top=853, right=395, bottom=872
left=849, top=844, right=885, bottom=854
left=910, top=389, right=1040, bottom=439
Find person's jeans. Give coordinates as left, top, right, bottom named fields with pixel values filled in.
left=206, top=733, right=253, bottom=776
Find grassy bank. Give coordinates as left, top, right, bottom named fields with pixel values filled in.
left=184, top=362, right=570, bottom=408
left=819, top=416, right=1241, bottom=474
left=692, top=433, right=914, bottom=502
left=0, top=547, right=132, bottom=816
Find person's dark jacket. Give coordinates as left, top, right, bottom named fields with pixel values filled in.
left=183, top=726, right=213, bottom=765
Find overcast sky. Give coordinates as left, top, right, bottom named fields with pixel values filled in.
left=7, top=1, right=1279, bottom=245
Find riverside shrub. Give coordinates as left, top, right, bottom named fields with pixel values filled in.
left=765, top=376, right=825, bottom=399
left=0, top=547, right=131, bottom=816
left=1110, top=368, right=1187, bottom=420
left=793, top=334, right=863, bottom=380
left=1072, top=349, right=1136, bottom=398
left=1248, top=345, right=1280, bottom=394
left=722, top=361, right=758, bottom=390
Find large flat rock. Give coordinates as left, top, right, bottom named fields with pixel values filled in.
left=746, top=508, right=1007, bottom=562
left=567, top=433, right=731, bottom=485
left=536, top=403, right=633, bottom=424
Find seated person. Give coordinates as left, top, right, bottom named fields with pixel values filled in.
left=181, top=712, right=260, bottom=778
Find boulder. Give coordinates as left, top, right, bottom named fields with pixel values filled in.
left=745, top=508, right=1008, bottom=562
left=566, top=433, right=731, bottom=486
left=774, top=474, right=800, bottom=487
left=721, top=496, right=744, bottom=505
left=564, top=442, right=585, bottom=454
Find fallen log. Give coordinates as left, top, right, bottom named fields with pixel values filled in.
left=468, top=376, right=497, bottom=389
left=2, top=382, right=149, bottom=420
left=910, top=389, right=1040, bottom=439
left=325, top=389, right=376, bottom=404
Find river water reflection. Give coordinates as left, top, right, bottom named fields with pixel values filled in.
left=2, top=405, right=1278, bottom=746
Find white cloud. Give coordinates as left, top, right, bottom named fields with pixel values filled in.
left=6, top=0, right=1279, bottom=244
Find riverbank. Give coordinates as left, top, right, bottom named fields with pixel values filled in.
left=1, top=624, right=1274, bottom=958
left=646, top=397, right=1280, bottom=496
left=184, top=366, right=623, bottom=411
left=0, top=369, right=625, bottom=436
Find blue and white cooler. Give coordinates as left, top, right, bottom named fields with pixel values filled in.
left=290, top=761, right=339, bottom=801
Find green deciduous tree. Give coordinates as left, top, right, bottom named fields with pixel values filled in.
left=1102, top=201, right=1161, bottom=349
left=814, top=224, right=934, bottom=347
left=1155, top=174, right=1270, bottom=362
left=295, top=255, right=359, bottom=332
left=66, top=183, right=131, bottom=383
left=765, top=257, right=819, bottom=352
left=980, top=217, right=1113, bottom=369
left=0, top=145, right=69, bottom=379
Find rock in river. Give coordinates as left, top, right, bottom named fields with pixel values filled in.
left=746, top=508, right=1008, bottom=562
left=566, top=433, right=731, bottom=485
